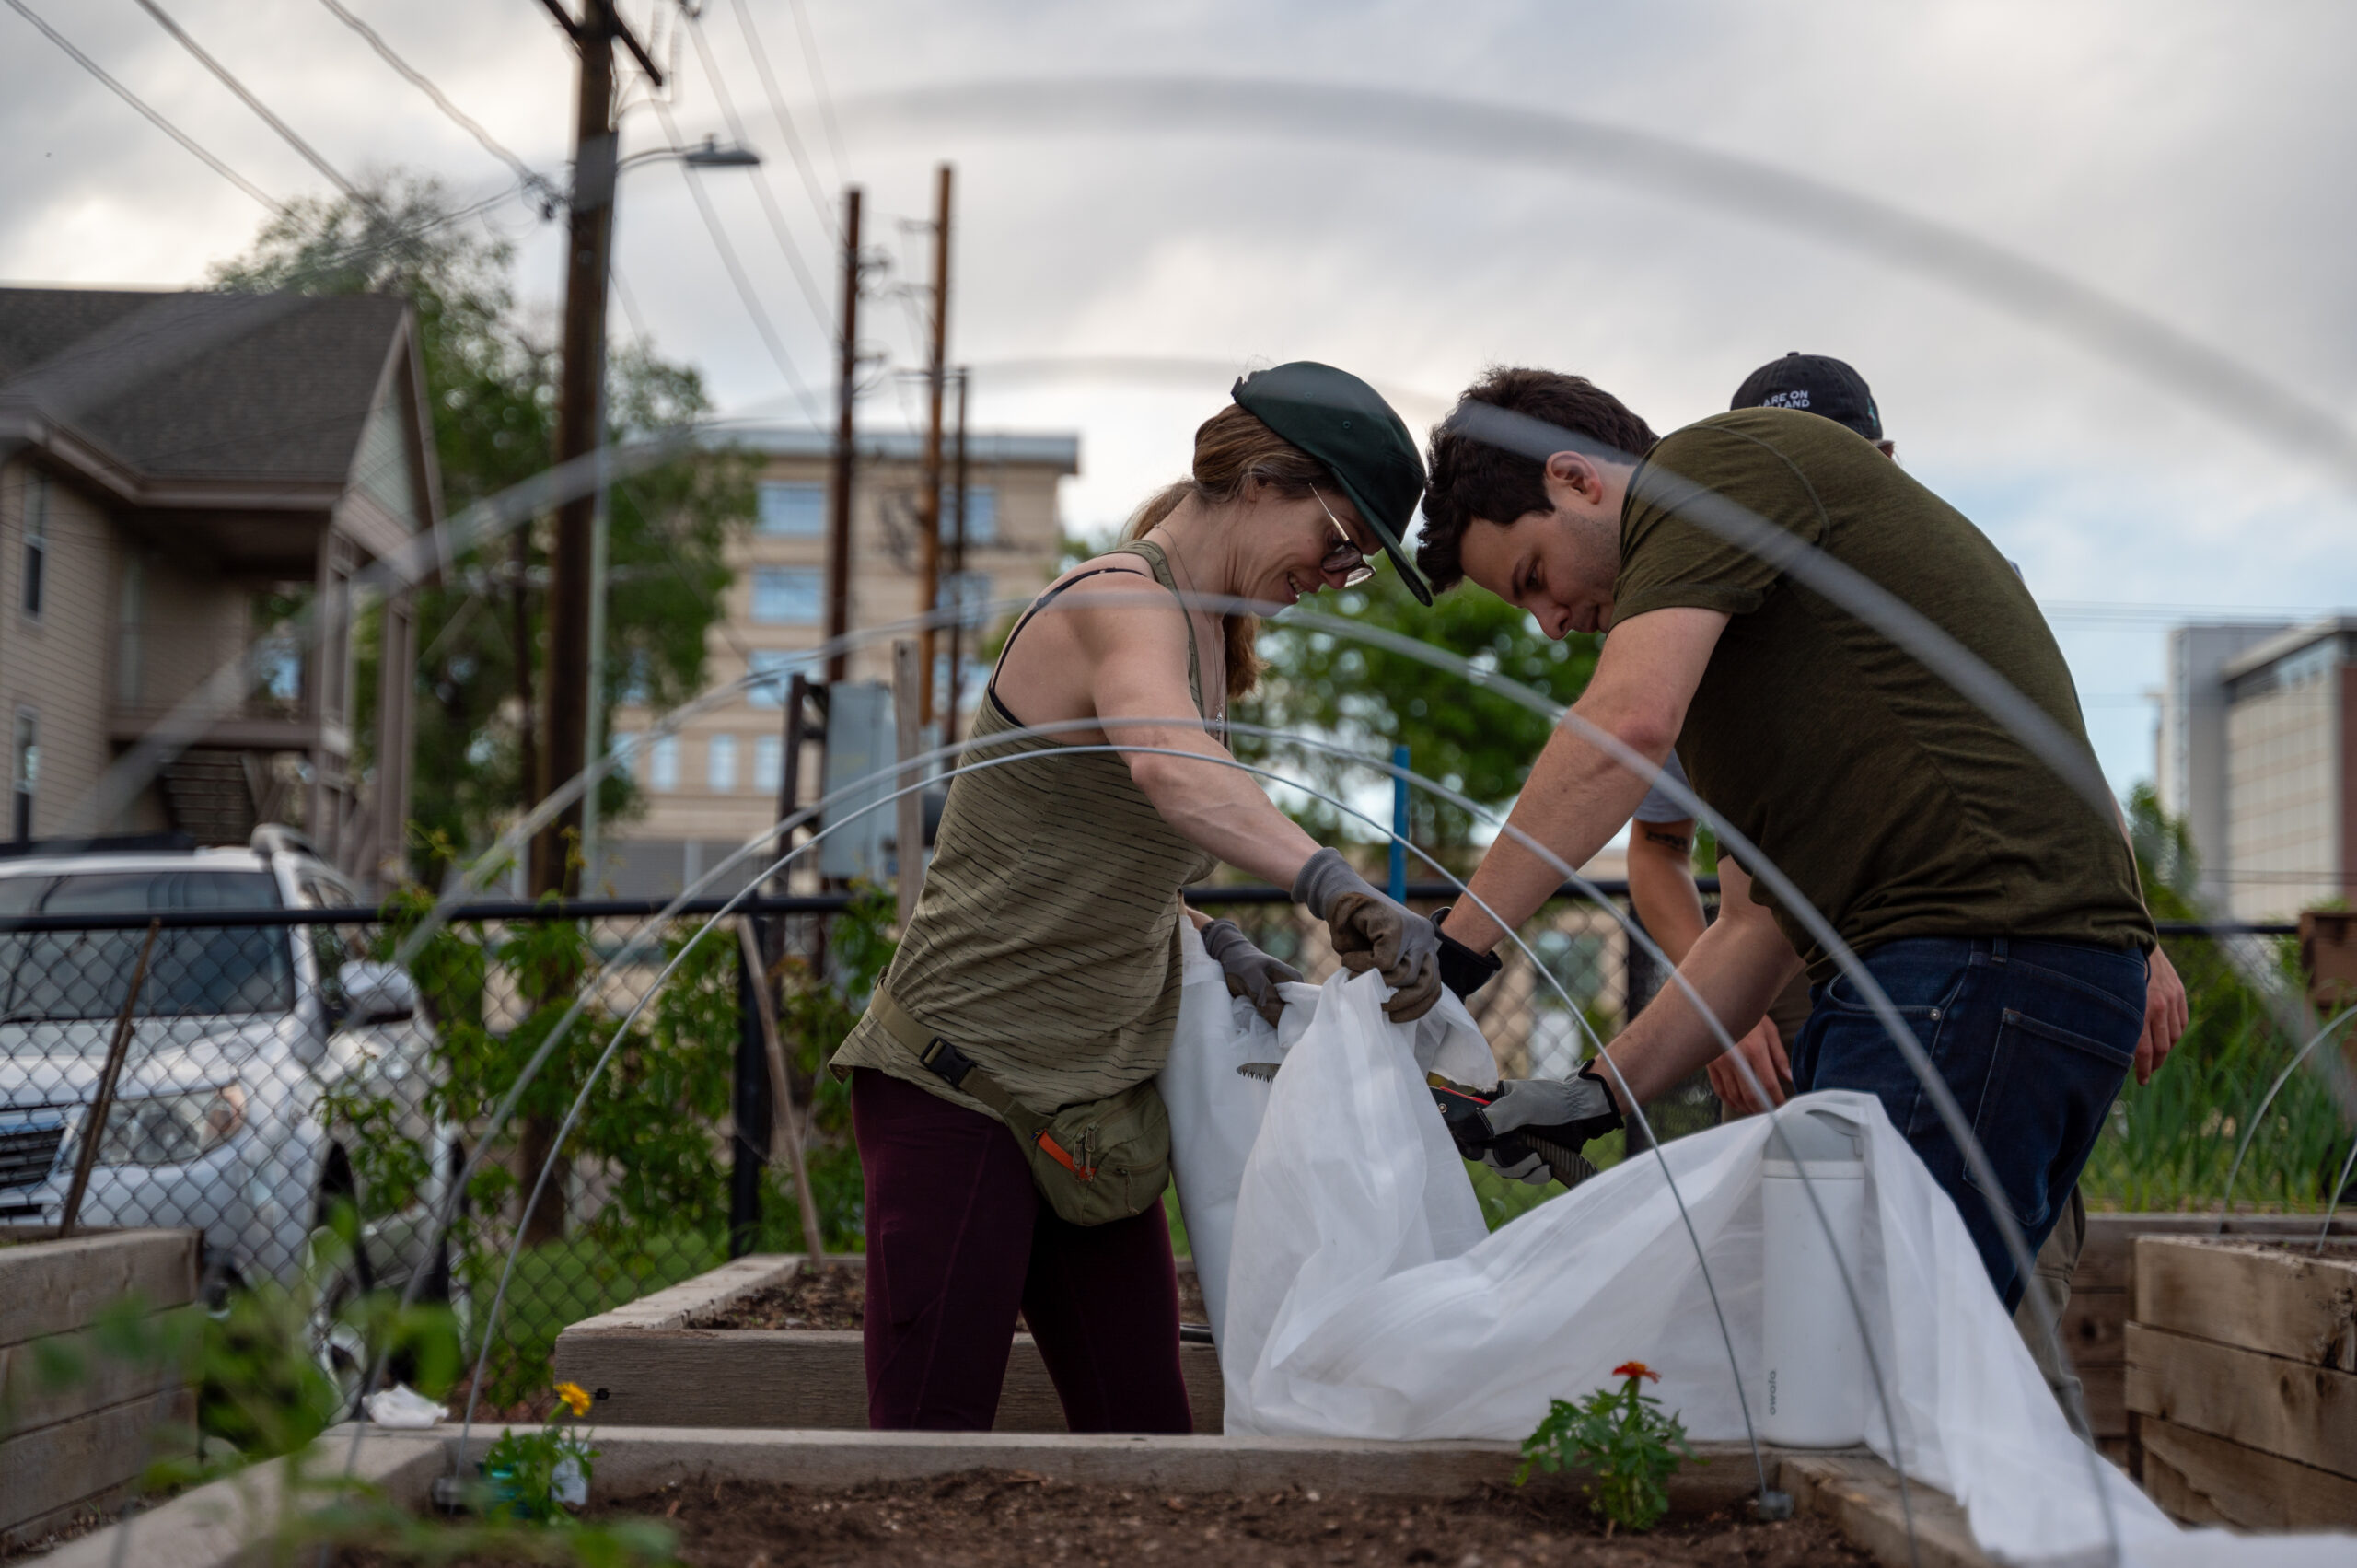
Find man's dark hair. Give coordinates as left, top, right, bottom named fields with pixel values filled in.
left=1416, top=367, right=1660, bottom=592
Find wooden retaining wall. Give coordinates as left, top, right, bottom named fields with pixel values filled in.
left=0, top=1227, right=199, bottom=1550
left=2066, top=1213, right=2352, bottom=1458
left=554, top=1254, right=1225, bottom=1434
left=2125, top=1234, right=2357, bottom=1528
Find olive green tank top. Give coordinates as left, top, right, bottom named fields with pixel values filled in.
left=830, top=540, right=1220, bottom=1119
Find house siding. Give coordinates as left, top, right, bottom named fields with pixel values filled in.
left=0, top=460, right=121, bottom=835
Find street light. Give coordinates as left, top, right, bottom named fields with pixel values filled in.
left=579, top=134, right=764, bottom=881
left=617, top=135, right=762, bottom=173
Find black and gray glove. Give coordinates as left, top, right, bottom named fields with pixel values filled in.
left=1430, top=904, right=1504, bottom=1001
left=1472, top=1062, right=1625, bottom=1183
left=1292, top=847, right=1442, bottom=1021
left=1200, top=918, right=1303, bottom=1026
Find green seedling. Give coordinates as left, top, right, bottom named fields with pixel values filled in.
left=1516, top=1360, right=1698, bottom=1536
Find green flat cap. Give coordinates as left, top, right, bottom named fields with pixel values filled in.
left=1232, top=362, right=1433, bottom=605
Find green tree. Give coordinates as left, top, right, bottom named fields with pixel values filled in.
left=210, top=175, right=752, bottom=887
left=1235, top=571, right=1600, bottom=857
left=2077, top=784, right=2350, bottom=1209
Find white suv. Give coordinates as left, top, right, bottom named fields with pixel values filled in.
left=0, top=827, right=459, bottom=1392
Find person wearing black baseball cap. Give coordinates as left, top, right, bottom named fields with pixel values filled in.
left=830, top=361, right=1443, bottom=1434
left=1402, top=364, right=2180, bottom=1319
left=1728, top=351, right=1894, bottom=454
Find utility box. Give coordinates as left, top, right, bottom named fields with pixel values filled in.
left=818, top=684, right=895, bottom=883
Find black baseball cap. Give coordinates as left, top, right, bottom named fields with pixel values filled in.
left=1232, top=362, right=1434, bottom=605
left=1731, top=353, right=1883, bottom=442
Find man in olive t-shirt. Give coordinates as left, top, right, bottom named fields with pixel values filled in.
left=1412, top=366, right=2161, bottom=1309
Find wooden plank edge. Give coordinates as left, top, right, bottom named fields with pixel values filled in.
left=0, top=1230, right=200, bottom=1348
left=2133, top=1414, right=2357, bottom=1531
left=557, top=1254, right=809, bottom=1336
left=2123, top=1321, right=2357, bottom=1481
left=1779, top=1451, right=1992, bottom=1568
left=39, top=1430, right=445, bottom=1568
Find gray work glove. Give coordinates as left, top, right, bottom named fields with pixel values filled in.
left=1475, top=1062, right=1625, bottom=1183
left=1200, top=918, right=1302, bottom=1026
left=1292, top=847, right=1443, bottom=1022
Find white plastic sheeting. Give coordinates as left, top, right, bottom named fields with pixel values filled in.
left=1166, top=961, right=2349, bottom=1567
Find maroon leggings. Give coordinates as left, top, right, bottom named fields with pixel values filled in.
left=851, top=1067, right=1193, bottom=1433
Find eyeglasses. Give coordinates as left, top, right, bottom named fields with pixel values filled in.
left=1312, top=488, right=1378, bottom=587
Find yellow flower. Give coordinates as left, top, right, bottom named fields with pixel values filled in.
left=554, top=1381, right=592, bottom=1418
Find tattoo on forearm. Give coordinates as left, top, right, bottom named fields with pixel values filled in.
left=1642, top=829, right=1691, bottom=853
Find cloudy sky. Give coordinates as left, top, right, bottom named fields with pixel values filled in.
left=6, top=0, right=2354, bottom=796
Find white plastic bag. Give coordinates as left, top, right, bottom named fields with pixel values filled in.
left=1161, top=927, right=1501, bottom=1345
left=1217, top=965, right=2350, bottom=1567
left=363, top=1382, right=447, bottom=1428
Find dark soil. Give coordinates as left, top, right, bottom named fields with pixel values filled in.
left=700, top=1262, right=870, bottom=1330
left=339, top=1470, right=1872, bottom=1566
left=697, top=1265, right=1211, bottom=1331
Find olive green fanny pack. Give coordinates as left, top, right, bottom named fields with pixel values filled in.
left=866, top=985, right=1170, bottom=1227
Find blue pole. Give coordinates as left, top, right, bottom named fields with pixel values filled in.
left=1388, top=742, right=1411, bottom=901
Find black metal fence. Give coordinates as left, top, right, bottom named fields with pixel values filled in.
left=0, top=876, right=2329, bottom=1414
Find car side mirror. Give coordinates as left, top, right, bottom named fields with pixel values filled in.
left=336, top=961, right=420, bottom=1025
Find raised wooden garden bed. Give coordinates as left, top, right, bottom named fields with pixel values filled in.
left=2065, top=1213, right=2352, bottom=1459
left=2125, top=1234, right=2357, bottom=1528
left=49, top=1425, right=1996, bottom=1568
left=0, top=1226, right=199, bottom=1551
left=554, top=1254, right=1225, bottom=1434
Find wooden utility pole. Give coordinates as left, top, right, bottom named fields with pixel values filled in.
left=942, top=367, right=971, bottom=745
left=913, top=164, right=953, bottom=726
left=533, top=0, right=661, bottom=898
left=824, top=187, right=863, bottom=684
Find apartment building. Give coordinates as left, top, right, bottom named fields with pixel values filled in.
left=598, top=425, right=1078, bottom=896
left=2160, top=618, right=2357, bottom=919
left=0, top=287, right=433, bottom=886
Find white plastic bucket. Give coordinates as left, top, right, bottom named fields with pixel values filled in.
left=1759, top=1105, right=1867, bottom=1447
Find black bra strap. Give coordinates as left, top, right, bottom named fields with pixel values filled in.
left=985, top=566, right=1150, bottom=715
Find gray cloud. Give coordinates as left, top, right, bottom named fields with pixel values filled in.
left=5, top=0, right=2352, bottom=790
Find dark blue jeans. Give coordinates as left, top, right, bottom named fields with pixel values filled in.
left=1791, top=936, right=2145, bottom=1311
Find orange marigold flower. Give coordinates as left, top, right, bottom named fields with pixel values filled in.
left=554, top=1381, right=593, bottom=1418
left=1612, top=1361, right=1659, bottom=1383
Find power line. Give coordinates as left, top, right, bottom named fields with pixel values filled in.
left=680, top=10, right=832, bottom=328
left=648, top=96, right=825, bottom=424
left=132, top=0, right=360, bottom=198
left=783, top=0, right=847, bottom=189
left=310, top=0, right=562, bottom=213
left=2, top=0, right=279, bottom=211
left=723, top=0, right=835, bottom=240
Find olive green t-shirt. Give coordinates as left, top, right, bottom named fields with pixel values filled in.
left=1614, top=408, right=2153, bottom=979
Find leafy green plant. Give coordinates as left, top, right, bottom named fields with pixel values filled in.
left=478, top=1382, right=599, bottom=1525
left=2079, top=786, right=2352, bottom=1211
left=1516, top=1360, right=1697, bottom=1535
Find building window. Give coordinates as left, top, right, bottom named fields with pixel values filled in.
left=757, top=481, right=827, bottom=538
left=755, top=734, right=782, bottom=793
left=649, top=735, right=679, bottom=792
left=952, top=485, right=997, bottom=547
left=748, top=650, right=801, bottom=707
left=751, top=566, right=822, bottom=625
left=942, top=569, right=994, bottom=630
left=708, top=733, right=738, bottom=793
left=12, top=712, right=35, bottom=842
left=21, top=474, right=48, bottom=618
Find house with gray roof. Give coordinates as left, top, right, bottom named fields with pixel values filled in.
left=0, top=286, right=436, bottom=887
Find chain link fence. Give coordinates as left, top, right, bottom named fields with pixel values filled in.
left=1, top=857, right=2342, bottom=1422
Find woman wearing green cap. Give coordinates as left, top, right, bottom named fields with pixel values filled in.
left=832, top=362, right=1441, bottom=1434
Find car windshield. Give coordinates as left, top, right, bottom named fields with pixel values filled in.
left=0, top=871, right=294, bottom=1041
